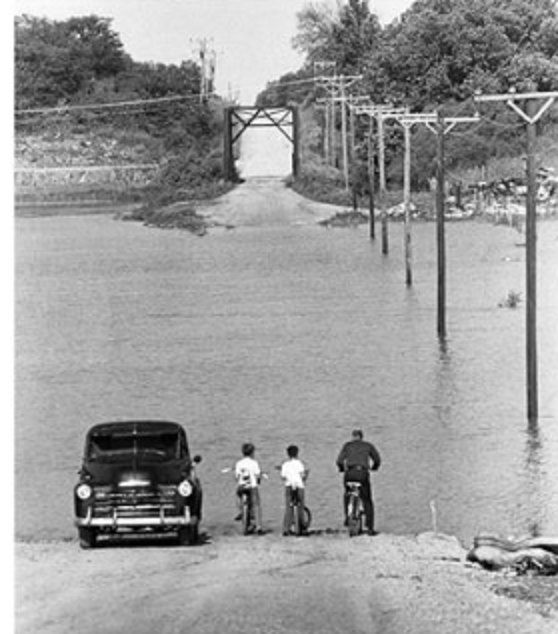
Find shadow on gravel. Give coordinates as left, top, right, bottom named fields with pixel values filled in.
left=87, top=530, right=213, bottom=549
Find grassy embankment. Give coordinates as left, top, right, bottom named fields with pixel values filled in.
left=15, top=116, right=558, bottom=233
left=14, top=122, right=235, bottom=234
left=287, top=109, right=558, bottom=226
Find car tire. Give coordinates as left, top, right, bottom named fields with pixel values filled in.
left=78, top=527, right=97, bottom=549
left=177, top=524, right=198, bottom=546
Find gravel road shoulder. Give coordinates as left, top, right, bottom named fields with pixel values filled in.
left=16, top=531, right=557, bottom=634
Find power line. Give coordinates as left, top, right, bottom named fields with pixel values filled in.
left=15, top=93, right=213, bottom=116
left=265, top=76, right=316, bottom=89
left=476, top=114, right=525, bottom=130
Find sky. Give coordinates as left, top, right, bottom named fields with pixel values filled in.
left=13, top=0, right=415, bottom=103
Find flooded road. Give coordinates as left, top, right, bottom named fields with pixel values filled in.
left=15, top=186, right=558, bottom=544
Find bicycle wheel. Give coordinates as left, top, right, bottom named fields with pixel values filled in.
left=302, top=506, right=312, bottom=531
left=347, top=497, right=361, bottom=537
left=292, top=503, right=302, bottom=535
left=242, top=495, right=253, bottom=535
left=291, top=502, right=311, bottom=535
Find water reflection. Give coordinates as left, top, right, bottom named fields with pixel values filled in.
left=523, top=421, right=544, bottom=537
left=438, top=338, right=450, bottom=362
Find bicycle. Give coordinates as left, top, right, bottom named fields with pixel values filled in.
left=345, top=481, right=365, bottom=537
left=238, top=486, right=259, bottom=535
left=285, top=487, right=312, bottom=536
left=222, top=466, right=266, bottom=535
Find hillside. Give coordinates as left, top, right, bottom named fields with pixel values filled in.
left=14, top=14, right=230, bottom=209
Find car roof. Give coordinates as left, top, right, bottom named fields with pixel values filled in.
left=87, top=421, right=186, bottom=437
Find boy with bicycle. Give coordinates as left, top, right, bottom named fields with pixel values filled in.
left=234, top=442, right=263, bottom=534
left=280, top=445, right=309, bottom=536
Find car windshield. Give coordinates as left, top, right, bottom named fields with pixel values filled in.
left=87, top=431, right=181, bottom=463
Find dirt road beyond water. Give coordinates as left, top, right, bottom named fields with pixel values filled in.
left=199, top=177, right=341, bottom=228
left=16, top=531, right=557, bottom=634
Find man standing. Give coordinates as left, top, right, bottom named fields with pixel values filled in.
left=336, top=429, right=381, bottom=535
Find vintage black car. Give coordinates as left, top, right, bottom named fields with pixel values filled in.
left=74, top=420, right=202, bottom=548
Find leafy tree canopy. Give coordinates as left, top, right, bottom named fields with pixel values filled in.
left=14, top=12, right=224, bottom=188
left=265, top=0, right=558, bottom=109
left=293, top=0, right=382, bottom=74
left=15, top=14, right=127, bottom=108
left=257, top=0, right=558, bottom=190
left=380, top=0, right=558, bottom=108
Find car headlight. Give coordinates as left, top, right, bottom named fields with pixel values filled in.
left=76, top=484, right=92, bottom=500
left=177, top=480, right=193, bottom=497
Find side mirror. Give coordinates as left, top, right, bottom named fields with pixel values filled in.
left=193, top=455, right=202, bottom=464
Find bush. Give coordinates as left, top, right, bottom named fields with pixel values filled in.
left=287, top=160, right=352, bottom=206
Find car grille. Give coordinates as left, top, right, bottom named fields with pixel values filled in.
left=92, top=487, right=181, bottom=518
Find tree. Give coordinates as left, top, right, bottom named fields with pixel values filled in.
left=256, top=68, right=316, bottom=107
left=379, top=0, right=558, bottom=109
left=65, top=15, right=126, bottom=79
left=293, top=0, right=381, bottom=75
left=15, top=14, right=127, bottom=108
left=292, top=2, right=337, bottom=63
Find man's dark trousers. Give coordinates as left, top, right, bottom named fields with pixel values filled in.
left=344, top=467, right=374, bottom=532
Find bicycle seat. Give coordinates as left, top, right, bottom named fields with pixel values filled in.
left=345, top=482, right=362, bottom=491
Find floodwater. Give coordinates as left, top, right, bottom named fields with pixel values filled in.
left=15, top=211, right=558, bottom=544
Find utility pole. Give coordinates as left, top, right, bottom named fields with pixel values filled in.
left=314, top=62, right=336, bottom=166
left=354, top=105, right=407, bottom=247
left=474, top=90, right=557, bottom=424
left=317, top=89, right=337, bottom=167
left=375, top=105, right=405, bottom=201
left=362, top=104, right=401, bottom=202
left=347, top=97, right=370, bottom=211
left=330, top=91, right=336, bottom=167
left=403, top=122, right=412, bottom=286
left=349, top=97, right=355, bottom=161
left=389, top=112, right=438, bottom=287
left=377, top=112, right=386, bottom=200
left=347, top=96, right=368, bottom=161
left=324, top=100, right=331, bottom=164
left=340, top=78, right=349, bottom=188
left=193, top=38, right=216, bottom=103
left=387, top=112, right=478, bottom=313
left=436, top=111, right=446, bottom=339
left=367, top=116, right=375, bottom=239
left=316, top=74, right=362, bottom=189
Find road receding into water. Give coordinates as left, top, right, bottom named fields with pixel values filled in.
left=199, top=176, right=342, bottom=228
left=16, top=531, right=557, bottom=634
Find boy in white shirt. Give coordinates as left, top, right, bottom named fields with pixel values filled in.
left=234, top=442, right=263, bottom=533
left=280, top=444, right=309, bottom=536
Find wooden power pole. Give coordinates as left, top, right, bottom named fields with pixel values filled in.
left=313, top=61, right=336, bottom=167
left=475, top=90, right=557, bottom=424
left=367, top=115, right=375, bottom=239
left=354, top=105, right=407, bottom=248
left=316, top=74, right=362, bottom=189
left=388, top=112, right=478, bottom=317
left=436, top=111, right=446, bottom=339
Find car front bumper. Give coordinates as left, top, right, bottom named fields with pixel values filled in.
left=75, top=505, right=195, bottom=528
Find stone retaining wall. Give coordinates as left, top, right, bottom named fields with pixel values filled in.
left=15, top=164, right=159, bottom=189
